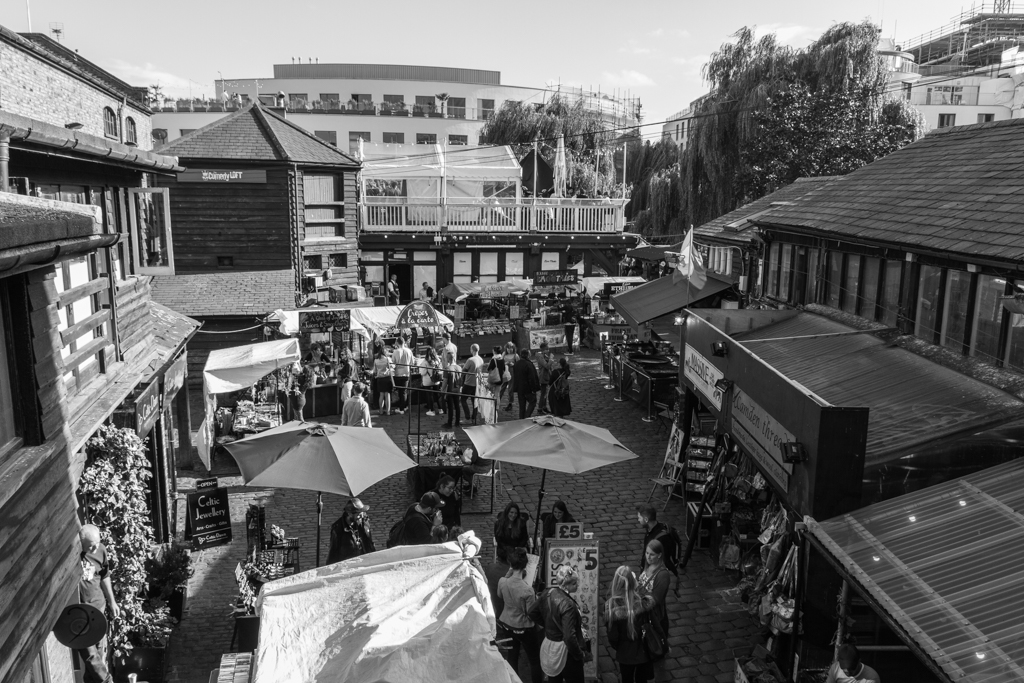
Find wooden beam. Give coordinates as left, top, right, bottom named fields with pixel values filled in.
left=56, top=276, right=107, bottom=309
left=61, top=337, right=107, bottom=373
left=59, top=309, right=111, bottom=347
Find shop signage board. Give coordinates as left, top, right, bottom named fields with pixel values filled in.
left=187, top=479, right=232, bottom=550
left=176, top=169, right=267, bottom=184
left=534, top=270, right=579, bottom=285
left=299, top=309, right=351, bottom=333
left=163, top=353, right=187, bottom=406
left=683, top=344, right=724, bottom=410
left=545, top=540, right=599, bottom=678
left=603, top=281, right=641, bottom=297
left=730, top=388, right=795, bottom=490
left=528, top=326, right=566, bottom=350
left=135, top=380, right=161, bottom=438
left=395, top=301, right=441, bottom=329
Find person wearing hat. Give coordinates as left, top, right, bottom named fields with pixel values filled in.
left=326, top=499, right=375, bottom=564
left=78, top=524, right=118, bottom=683
left=401, top=491, right=445, bottom=545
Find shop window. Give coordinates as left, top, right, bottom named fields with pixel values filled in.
left=364, top=264, right=384, bottom=283
left=383, top=132, right=405, bottom=144
left=328, top=253, right=347, bottom=269
left=826, top=252, right=843, bottom=308
left=413, top=251, right=436, bottom=262
left=541, top=252, right=560, bottom=270
left=842, top=254, right=861, bottom=315
left=505, top=252, right=524, bottom=276
left=315, top=130, right=338, bottom=146
left=125, top=117, right=137, bottom=145
left=941, top=269, right=971, bottom=350
left=453, top=252, right=472, bottom=275
left=779, top=244, right=793, bottom=301
left=805, top=248, right=819, bottom=304
left=416, top=133, right=437, bottom=145
left=971, top=274, right=1007, bottom=362
left=860, top=257, right=881, bottom=319
left=449, top=134, right=468, bottom=145
left=880, top=261, right=902, bottom=326
left=55, top=255, right=109, bottom=399
left=766, top=243, right=780, bottom=297
left=915, top=265, right=943, bottom=342
left=1006, top=281, right=1024, bottom=371
left=479, top=252, right=498, bottom=275
left=103, top=107, right=118, bottom=138
left=129, top=189, right=174, bottom=274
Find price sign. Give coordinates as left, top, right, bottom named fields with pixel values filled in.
left=545, top=539, right=599, bottom=679
left=554, top=522, right=583, bottom=540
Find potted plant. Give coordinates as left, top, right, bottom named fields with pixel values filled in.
left=78, top=425, right=175, bottom=683
left=146, top=541, right=194, bottom=621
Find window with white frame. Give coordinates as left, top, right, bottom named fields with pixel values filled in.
left=103, top=107, right=118, bottom=138
left=128, top=189, right=174, bottom=274
left=125, top=117, right=137, bottom=145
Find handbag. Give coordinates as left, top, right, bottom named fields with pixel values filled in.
left=502, top=367, right=512, bottom=383
left=640, top=611, right=667, bottom=661
left=488, top=366, right=502, bottom=385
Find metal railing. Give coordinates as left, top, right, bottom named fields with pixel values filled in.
left=909, top=87, right=981, bottom=106
left=159, top=98, right=496, bottom=120
left=361, top=197, right=626, bottom=233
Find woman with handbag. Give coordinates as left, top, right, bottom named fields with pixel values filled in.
left=418, top=347, right=443, bottom=416
left=372, top=347, right=394, bottom=417
left=496, top=548, right=543, bottom=683
left=605, top=565, right=656, bottom=683
left=637, top=540, right=671, bottom=673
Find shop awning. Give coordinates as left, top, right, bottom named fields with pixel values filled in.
left=611, top=274, right=732, bottom=330
left=347, top=305, right=455, bottom=339
left=729, top=311, right=1024, bottom=469
left=439, top=280, right=532, bottom=301
left=575, top=276, right=646, bottom=297
left=626, top=241, right=682, bottom=261
left=806, top=458, right=1024, bottom=683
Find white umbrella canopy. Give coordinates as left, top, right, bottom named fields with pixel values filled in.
left=224, top=421, right=415, bottom=566
left=463, top=415, right=637, bottom=542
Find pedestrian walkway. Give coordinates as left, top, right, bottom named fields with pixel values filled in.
left=166, top=348, right=756, bottom=683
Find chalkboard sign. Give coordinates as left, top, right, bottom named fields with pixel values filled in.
left=534, top=270, right=579, bottom=285
left=395, top=301, right=441, bottom=329
left=299, top=309, right=351, bottom=333
left=188, top=485, right=232, bottom=550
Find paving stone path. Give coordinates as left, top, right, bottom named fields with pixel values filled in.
left=166, top=348, right=757, bottom=683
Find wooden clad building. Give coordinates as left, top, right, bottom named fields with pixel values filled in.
left=1, top=25, right=198, bottom=683
left=153, top=101, right=362, bottom=303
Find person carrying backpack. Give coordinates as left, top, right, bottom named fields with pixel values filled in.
left=387, top=492, right=445, bottom=547
left=549, top=356, right=572, bottom=417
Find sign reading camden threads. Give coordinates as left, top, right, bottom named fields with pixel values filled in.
left=730, top=388, right=795, bottom=490
left=683, top=344, right=724, bottom=410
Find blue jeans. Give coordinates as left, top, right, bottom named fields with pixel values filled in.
left=78, top=635, right=112, bottom=683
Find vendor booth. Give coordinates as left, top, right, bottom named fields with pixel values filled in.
left=197, top=339, right=302, bottom=468
left=574, top=276, right=645, bottom=349
left=440, top=281, right=529, bottom=357
left=347, top=304, right=455, bottom=364
left=251, top=537, right=517, bottom=683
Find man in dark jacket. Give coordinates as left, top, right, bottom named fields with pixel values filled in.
left=529, top=565, right=591, bottom=682
left=638, top=504, right=677, bottom=574
left=327, top=499, right=375, bottom=564
left=401, top=491, right=445, bottom=545
left=509, top=349, right=540, bottom=419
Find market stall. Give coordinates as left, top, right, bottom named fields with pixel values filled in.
left=605, top=339, right=680, bottom=420
left=197, top=339, right=302, bottom=468
left=251, top=536, right=516, bottom=683
left=574, top=276, right=645, bottom=349
left=440, top=281, right=529, bottom=357
left=348, top=304, right=455, bottom=365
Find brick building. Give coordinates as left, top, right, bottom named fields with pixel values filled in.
left=1, top=24, right=198, bottom=683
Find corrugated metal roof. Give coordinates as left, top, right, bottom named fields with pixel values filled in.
left=611, top=274, right=732, bottom=329
left=734, top=313, right=1024, bottom=466
left=808, top=458, right=1024, bottom=683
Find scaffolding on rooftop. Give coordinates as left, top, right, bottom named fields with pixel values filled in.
left=902, top=1, right=1024, bottom=67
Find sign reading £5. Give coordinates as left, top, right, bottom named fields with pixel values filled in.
left=683, top=344, right=724, bottom=410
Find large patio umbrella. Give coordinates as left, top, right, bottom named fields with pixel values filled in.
left=463, top=415, right=637, bottom=543
left=224, top=421, right=415, bottom=566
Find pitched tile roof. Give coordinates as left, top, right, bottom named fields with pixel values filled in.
left=150, top=270, right=297, bottom=317
left=757, top=118, right=1024, bottom=264
left=157, top=102, right=360, bottom=167
left=141, top=303, right=200, bottom=378
left=694, top=176, right=841, bottom=245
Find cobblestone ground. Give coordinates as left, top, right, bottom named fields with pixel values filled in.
left=166, top=348, right=757, bottom=683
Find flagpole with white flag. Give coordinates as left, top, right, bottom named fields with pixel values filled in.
left=671, top=227, right=707, bottom=307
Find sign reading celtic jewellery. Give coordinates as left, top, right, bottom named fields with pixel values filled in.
left=177, top=169, right=267, bottom=183
left=730, top=388, right=795, bottom=490
left=683, top=344, right=724, bottom=410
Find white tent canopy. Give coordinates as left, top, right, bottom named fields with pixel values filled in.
left=253, top=539, right=519, bottom=683
left=361, top=143, right=521, bottom=183
left=348, top=305, right=454, bottom=340
left=576, top=276, right=647, bottom=298
left=197, top=338, right=301, bottom=468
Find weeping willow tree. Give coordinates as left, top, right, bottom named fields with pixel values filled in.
left=481, top=94, right=616, bottom=195
left=671, top=21, right=925, bottom=229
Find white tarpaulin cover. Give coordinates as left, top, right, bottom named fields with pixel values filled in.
left=253, top=539, right=520, bottom=683
left=576, top=276, right=647, bottom=297
left=362, top=143, right=521, bottom=182
left=348, top=305, right=454, bottom=340
left=196, top=338, right=301, bottom=468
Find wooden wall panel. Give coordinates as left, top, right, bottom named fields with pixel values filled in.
left=184, top=316, right=268, bottom=387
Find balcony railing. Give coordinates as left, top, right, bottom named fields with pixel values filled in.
left=361, top=197, right=626, bottom=233
left=909, top=88, right=980, bottom=106
left=160, top=98, right=497, bottom=119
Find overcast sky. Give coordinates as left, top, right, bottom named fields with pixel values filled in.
left=6, top=0, right=973, bottom=127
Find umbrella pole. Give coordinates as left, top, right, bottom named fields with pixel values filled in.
left=532, top=469, right=547, bottom=551
left=316, top=491, right=323, bottom=568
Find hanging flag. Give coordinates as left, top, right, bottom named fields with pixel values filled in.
left=672, top=228, right=707, bottom=290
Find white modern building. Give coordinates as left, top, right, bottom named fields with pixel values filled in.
left=152, top=63, right=640, bottom=152
left=899, top=5, right=1024, bottom=130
